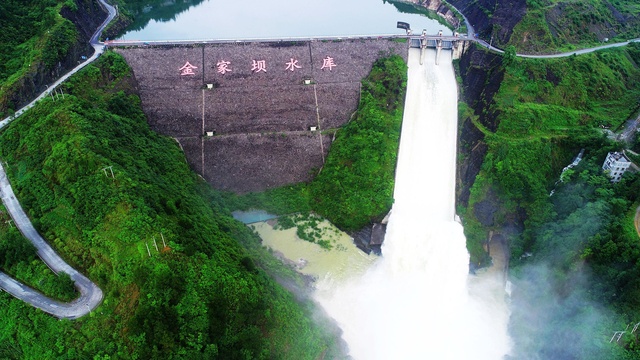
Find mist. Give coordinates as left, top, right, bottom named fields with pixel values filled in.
left=507, top=159, right=631, bottom=359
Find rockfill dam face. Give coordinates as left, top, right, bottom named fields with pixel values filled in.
left=115, top=39, right=407, bottom=193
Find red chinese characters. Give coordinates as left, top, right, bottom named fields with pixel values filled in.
left=216, top=60, right=232, bottom=74
left=285, top=58, right=302, bottom=72
left=251, top=60, right=267, bottom=73
left=179, top=61, right=198, bottom=75
left=320, top=56, right=337, bottom=71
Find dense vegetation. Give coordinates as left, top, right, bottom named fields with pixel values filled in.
left=227, top=55, right=407, bottom=231
left=0, top=51, right=343, bottom=359
left=508, top=156, right=640, bottom=359
left=464, top=43, right=640, bottom=262
left=460, top=43, right=640, bottom=357
left=0, top=218, right=78, bottom=302
left=0, top=0, right=82, bottom=115
left=510, top=0, right=640, bottom=53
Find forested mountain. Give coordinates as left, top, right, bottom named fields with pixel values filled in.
left=457, top=33, right=640, bottom=360
left=446, top=0, right=640, bottom=52
left=0, top=49, right=345, bottom=358
left=0, top=0, right=104, bottom=116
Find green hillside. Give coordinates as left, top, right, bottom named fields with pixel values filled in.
left=0, top=51, right=342, bottom=359
left=461, top=43, right=640, bottom=358
left=510, top=0, right=640, bottom=52
left=0, top=0, right=91, bottom=115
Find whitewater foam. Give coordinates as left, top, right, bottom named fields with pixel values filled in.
left=315, top=48, right=511, bottom=359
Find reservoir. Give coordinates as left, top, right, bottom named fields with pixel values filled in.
left=118, top=0, right=449, bottom=40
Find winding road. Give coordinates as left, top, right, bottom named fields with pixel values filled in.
left=0, top=0, right=116, bottom=319
left=0, top=163, right=103, bottom=319
left=447, top=2, right=640, bottom=58
left=0, top=0, right=637, bottom=319
left=0, top=0, right=116, bottom=128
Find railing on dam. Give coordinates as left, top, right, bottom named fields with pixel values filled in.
left=104, top=33, right=473, bottom=48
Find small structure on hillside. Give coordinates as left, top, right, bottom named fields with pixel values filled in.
left=603, top=151, right=632, bottom=182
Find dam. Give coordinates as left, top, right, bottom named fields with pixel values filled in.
left=111, top=34, right=470, bottom=193
left=112, top=36, right=508, bottom=359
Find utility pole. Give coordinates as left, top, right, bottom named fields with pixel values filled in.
left=102, top=166, right=114, bottom=179
left=153, top=236, right=159, bottom=252
left=610, top=331, right=626, bottom=343
left=161, top=232, right=166, bottom=248
left=145, top=242, right=151, bottom=257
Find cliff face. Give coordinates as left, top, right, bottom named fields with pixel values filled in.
left=456, top=45, right=504, bottom=206
left=400, top=0, right=461, bottom=29
left=7, top=0, right=106, bottom=112
left=445, top=0, right=526, bottom=46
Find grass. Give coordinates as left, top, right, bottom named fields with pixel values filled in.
left=510, top=0, right=640, bottom=53
left=461, top=43, right=640, bottom=263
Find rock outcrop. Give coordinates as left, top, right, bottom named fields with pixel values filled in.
left=455, top=45, right=505, bottom=207
left=5, top=0, right=107, bottom=113
left=400, top=0, right=461, bottom=29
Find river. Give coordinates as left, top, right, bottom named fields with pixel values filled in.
left=315, top=48, right=511, bottom=359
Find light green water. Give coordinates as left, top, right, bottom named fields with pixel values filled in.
left=250, top=220, right=378, bottom=285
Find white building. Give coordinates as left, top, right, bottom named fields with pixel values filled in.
left=602, top=151, right=632, bottom=182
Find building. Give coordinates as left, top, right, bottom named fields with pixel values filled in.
left=602, top=151, right=632, bottom=182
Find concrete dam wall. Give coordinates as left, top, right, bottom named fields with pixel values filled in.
left=115, top=39, right=408, bottom=193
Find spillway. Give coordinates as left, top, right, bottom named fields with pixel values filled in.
left=315, top=48, right=511, bottom=359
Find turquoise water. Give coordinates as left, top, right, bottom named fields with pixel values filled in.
left=119, top=0, right=449, bottom=41
left=231, top=210, right=278, bottom=224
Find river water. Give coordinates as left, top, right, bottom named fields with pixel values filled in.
left=315, top=49, right=511, bottom=359
left=118, top=0, right=448, bottom=40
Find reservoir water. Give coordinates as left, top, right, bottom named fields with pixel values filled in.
left=118, top=0, right=448, bottom=40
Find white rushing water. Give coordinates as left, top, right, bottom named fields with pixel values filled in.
left=316, top=48, right=511, bottom=359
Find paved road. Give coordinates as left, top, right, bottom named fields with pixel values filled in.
left=0, top=0, right=116, bottom=318
left=0, top=0, right=117, bottom=128
left=0, top=164, right=103, bottom=318
left=105, top=33, right=474, bottom=47
left=517, top=38, right=640, bottom=58
left=446, top=1, right=640, bottom=58
left=616, top=112, right=640, bottom=143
